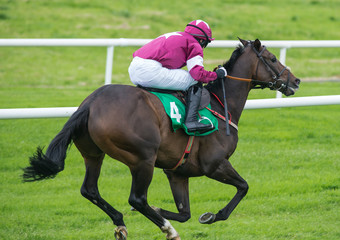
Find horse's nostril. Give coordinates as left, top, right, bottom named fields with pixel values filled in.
left=295, top=78, right=301, bottom=85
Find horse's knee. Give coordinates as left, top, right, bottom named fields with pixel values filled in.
left=128, top=194, right=147, bottom=211
left=80, top=185, right=89, bottom=198
left=239, top=182, right=249, bottom=197
left=177, top=212, right=191, bottom=223
left=81, top=185, right=99, bottom=202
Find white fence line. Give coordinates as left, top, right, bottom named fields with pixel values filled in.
left=1, top=95, right=340, bottom=119
left=244, top=95, right=340, bottom=109
left=2, top=38, right=340, bottom=47
left=0, top=107, right=78, bottom=119
left=1, top=39, right=340, bottom=119
left=1, top=39, right=340, bottom=85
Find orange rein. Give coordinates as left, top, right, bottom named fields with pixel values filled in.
left=225, top=75, right=274, bottom=90
left=226, top=75, right=253, bottom=82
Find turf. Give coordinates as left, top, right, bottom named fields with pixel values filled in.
left=1, top=83, right=339, bottom=240
left=0, top=0, right=340, bottom=239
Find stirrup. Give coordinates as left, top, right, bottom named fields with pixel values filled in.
left=185, top=121, right=214, bottom=133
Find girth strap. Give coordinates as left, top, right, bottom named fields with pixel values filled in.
left=170, top=136, right=195, bottom=171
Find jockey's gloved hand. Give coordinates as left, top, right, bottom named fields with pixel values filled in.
left=215, top=66, right=227, bottom=79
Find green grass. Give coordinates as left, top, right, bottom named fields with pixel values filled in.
left=1, top=85, right=337, bottom=239
left=0, top=0, right=340, bottom=239
left=0, top=83, right=339, bottom=240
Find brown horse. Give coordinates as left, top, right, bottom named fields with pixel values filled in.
left=23, top=38, right=300, bottom=240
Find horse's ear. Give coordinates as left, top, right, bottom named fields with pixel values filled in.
left=254, top=39, right=261, bottom=51
left=238, top=37, right=249, bottom=46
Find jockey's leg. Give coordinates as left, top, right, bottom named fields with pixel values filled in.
left=128, top=57, right=196, bottom=90
left=184, top=83, right=214, bottom=133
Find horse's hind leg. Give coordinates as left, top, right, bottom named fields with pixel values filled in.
left=80, top=153, right=127, bottom=239
left=200, top=159, right=248, bottom=224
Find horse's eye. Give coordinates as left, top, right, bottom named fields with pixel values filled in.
left=271, top=57, right=277, bottom=63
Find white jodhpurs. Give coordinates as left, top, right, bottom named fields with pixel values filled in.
left=128, top=57, right=198, bottom=91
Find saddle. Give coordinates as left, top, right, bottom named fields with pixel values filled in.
left=137, top=85, right=211, bottom=110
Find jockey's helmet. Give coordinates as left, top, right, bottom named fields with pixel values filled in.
left=185, top=20, right=215, bottom=48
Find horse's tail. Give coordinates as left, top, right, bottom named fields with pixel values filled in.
left=22, top=102, right=90, bottom=182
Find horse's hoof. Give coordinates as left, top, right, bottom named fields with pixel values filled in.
left=170, top=237, right=181, bottom=240
left=130, top=206, right=137, bottom=211
left=114, top=226, right=128, bottom=240
left=199, top=212, right=216, bottom=224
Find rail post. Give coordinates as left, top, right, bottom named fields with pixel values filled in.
left=105, top=46, right=114, bottom=85
left=276, top=47, right=287, bottom=98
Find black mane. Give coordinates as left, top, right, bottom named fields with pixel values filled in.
left=206, top=44, right=245, bottom=91
left=224, top=44, right=245, bottom=72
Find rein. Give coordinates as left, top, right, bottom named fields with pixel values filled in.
left=226, top=74, right=283, bottom=90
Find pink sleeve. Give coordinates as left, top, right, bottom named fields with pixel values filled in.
left=186, top=39, right=217, bottom=83
left=189, top=65, right=218, bottom=83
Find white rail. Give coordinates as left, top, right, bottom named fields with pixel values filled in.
left=1, top=95, right=339, bottom=119
left=0, top=107, right=78, bottom=119
left=1, top=39, right=340, bottom=85
left=1, top=38, right=339, bottom=47
left=1, top=39, right=339, bottom=119
left=244, top=95, right=340, bottom=109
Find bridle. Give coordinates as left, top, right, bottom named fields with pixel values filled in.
left=216, top=42, right=291, bottom=135
left=252, top=44, right=290, bottom=92
left=226, top=42, right=291, bottom=93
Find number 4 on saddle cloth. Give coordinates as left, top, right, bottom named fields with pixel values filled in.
left=150, top=88, right=219, bottom=136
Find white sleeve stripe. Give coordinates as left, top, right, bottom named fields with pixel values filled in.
left=187, top=55, right=204, bottom=72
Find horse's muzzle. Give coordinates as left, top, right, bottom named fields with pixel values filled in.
left=283, top=78, right=300, bottom=96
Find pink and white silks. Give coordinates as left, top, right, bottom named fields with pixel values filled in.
left=128, top=31, right=218, bottom=91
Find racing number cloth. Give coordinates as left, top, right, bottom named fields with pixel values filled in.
left=151, top=92, right=218, bottom=136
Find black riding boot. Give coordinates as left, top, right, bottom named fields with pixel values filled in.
left=184, top=84, right=214, bottom=133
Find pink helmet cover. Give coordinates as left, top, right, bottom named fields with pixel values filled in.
left=184, top=20, right=215, bottom=41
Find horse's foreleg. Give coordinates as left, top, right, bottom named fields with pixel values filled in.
left=80, top=155, right=126, bottom=238
left=152, top=170, right=191, bottom=223
left=201, top=160, right=248, bottom=224
left=128, top=163, right=180, bottom=240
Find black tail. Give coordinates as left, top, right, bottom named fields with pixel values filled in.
left=22, top=103, right=90, bottom=182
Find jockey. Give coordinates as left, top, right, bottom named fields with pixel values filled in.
left=128, top=20, right=227, bottom=133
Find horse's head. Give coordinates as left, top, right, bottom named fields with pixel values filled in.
left=239, top=38, right=300, bottom=96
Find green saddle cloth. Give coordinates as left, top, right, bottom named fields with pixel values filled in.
left=151, top=92, right=218, bottom=136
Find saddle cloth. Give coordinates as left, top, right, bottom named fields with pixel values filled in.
left=138, top=85, right=211, bottom=110
left=150, top=91, right=218, bottom=136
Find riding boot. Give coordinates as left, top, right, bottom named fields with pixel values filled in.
left=184, top=84, right=214, bottom=133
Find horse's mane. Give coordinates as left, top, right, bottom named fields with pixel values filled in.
left=206, top=44, right=245, bottom=91
left=224, top=44, right=245, bottom=72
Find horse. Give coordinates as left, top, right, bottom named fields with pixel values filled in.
left=22, top=38, right=300, bottom=240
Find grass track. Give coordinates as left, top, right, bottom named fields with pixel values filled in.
left=1, top=83, right=339, bottom=239
left=1, top=0, right=340, bottom=239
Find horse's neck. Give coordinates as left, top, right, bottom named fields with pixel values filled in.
left=224, top=64, right=253, bottom=124
left=225, top=82, right=250, bottom=125
left=209, top=49, right=256, bottom=125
